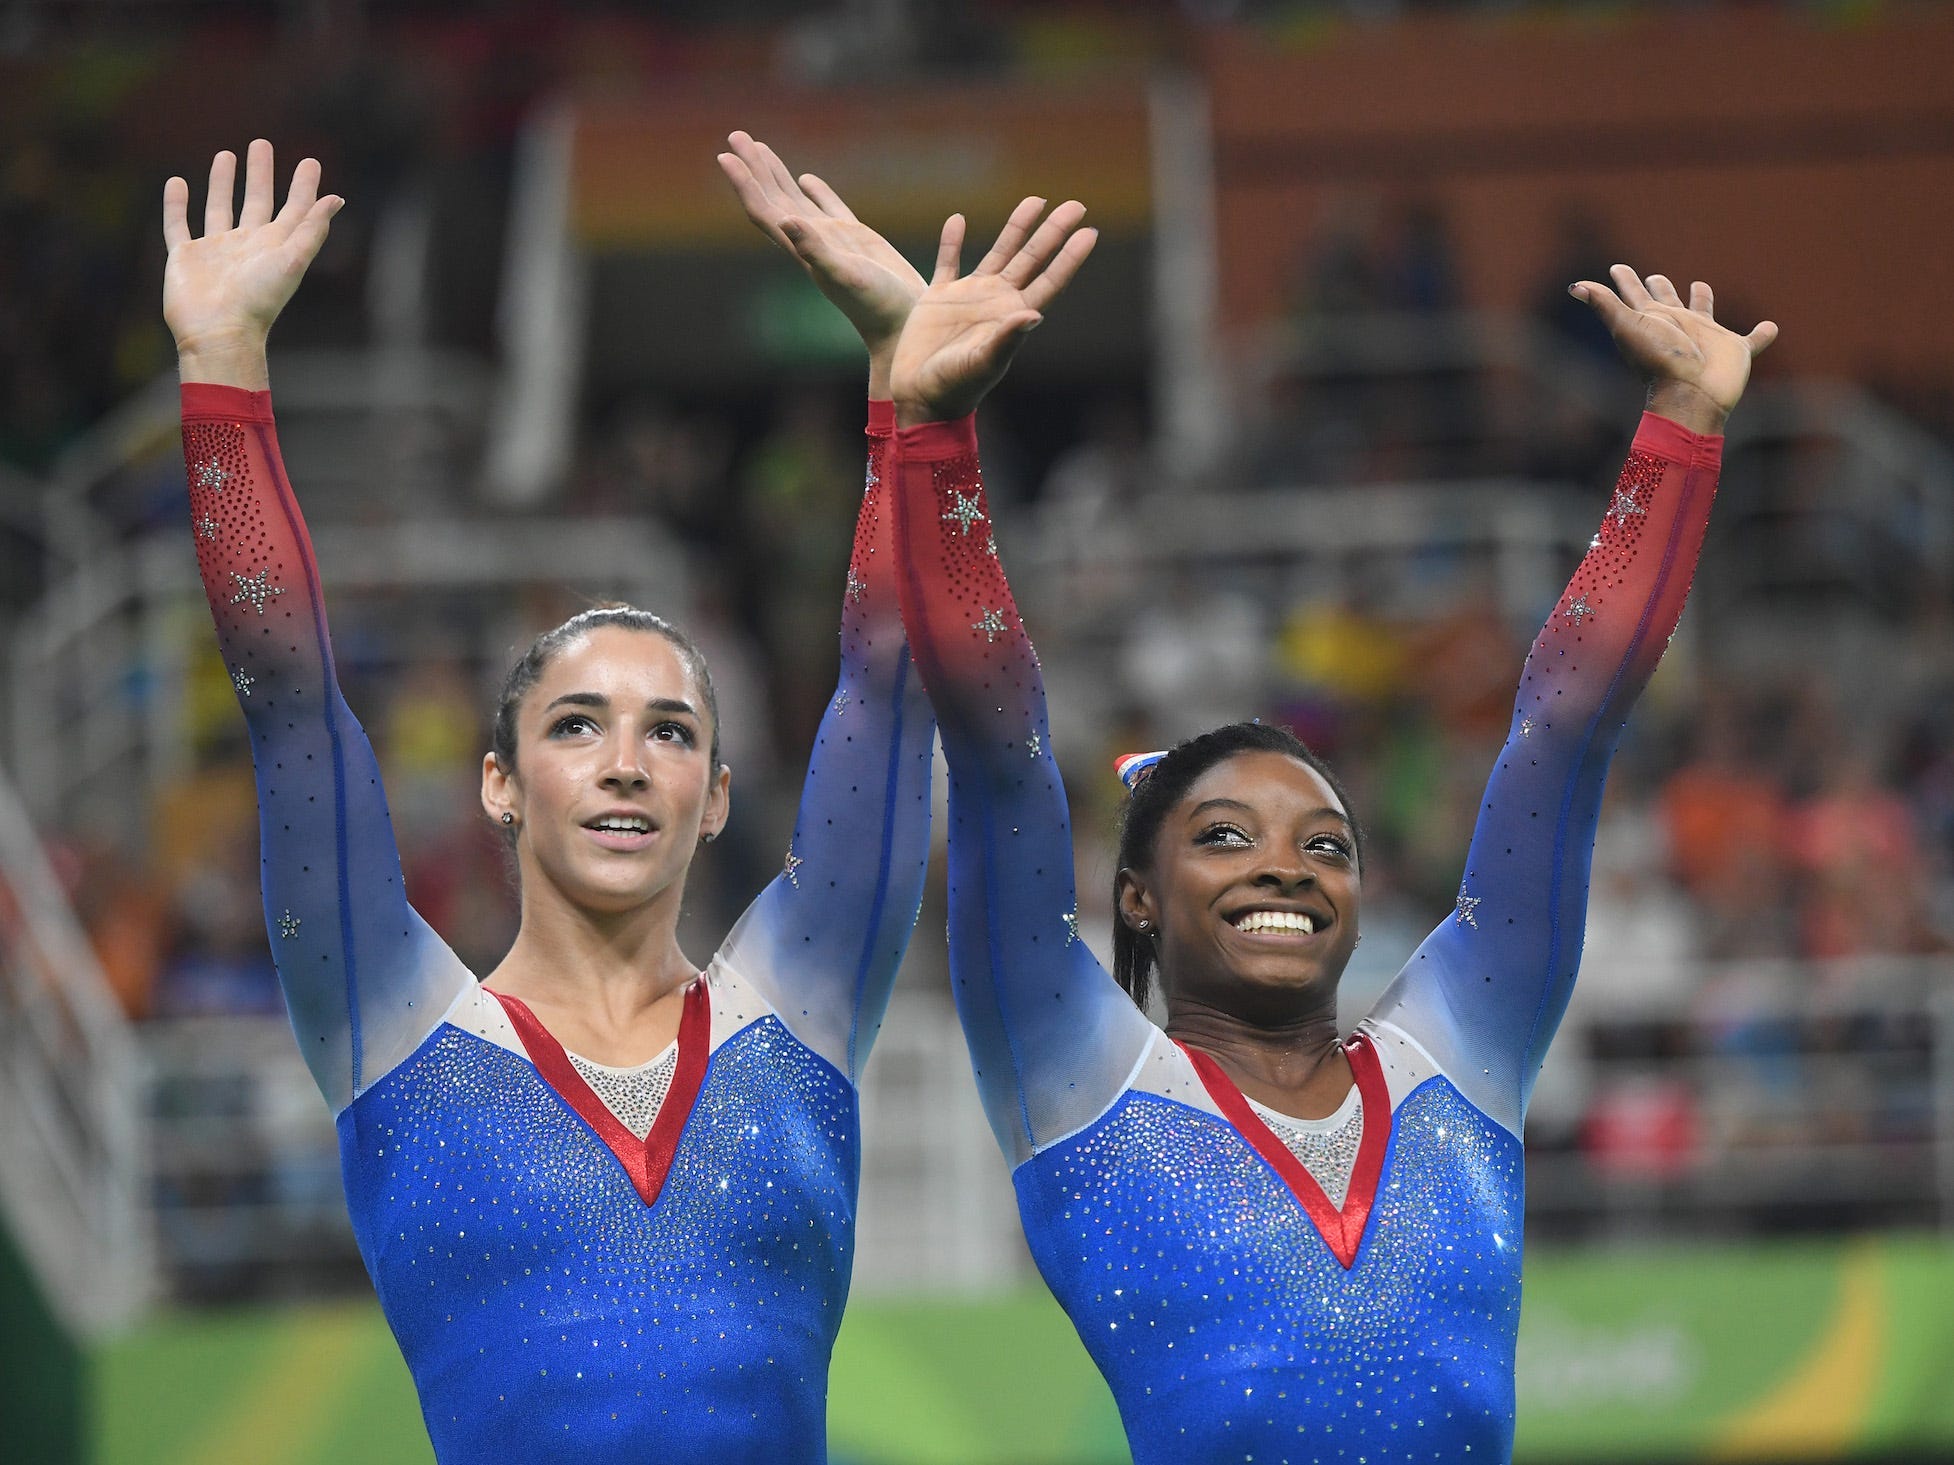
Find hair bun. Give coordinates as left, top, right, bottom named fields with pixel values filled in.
left=1114, top=750, right=1169, bottom=793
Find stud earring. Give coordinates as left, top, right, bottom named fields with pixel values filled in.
left=701, top=831, right=717, bottom=845
left=501, top=812, right=516, bottom=826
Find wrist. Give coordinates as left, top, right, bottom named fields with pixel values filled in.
left=1645, top=380, right=1728, bottom=437
left=177, top=330, right=271, bottom=391
left=867, top=349, right=895, bottom=403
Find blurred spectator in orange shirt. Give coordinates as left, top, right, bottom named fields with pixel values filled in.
left=1785, top=749, right=1940, bottom=960
left=1658, top=698, right=1793, bottom=957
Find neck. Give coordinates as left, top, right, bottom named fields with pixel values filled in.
left=1165, top=993, right=1351, bottom=1119
left=487, top=876, right=697, bottom=1056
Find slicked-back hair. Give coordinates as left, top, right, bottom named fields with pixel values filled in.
left=1112, top=722, right=1362, bottom=1011
left=490, top=606, right=721, bottom=846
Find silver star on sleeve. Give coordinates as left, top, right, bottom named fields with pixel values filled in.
left=1061, top=906, right=1081, bottom=944
left=277, top=910, right=301, bottom=939
left=941, top=490, right=987, bottom=535
left=229, top=567, right=286, bottom=615
left=1564, top=595, right=1594, bottom=626
left=1453, top=888, right=1480, bottom=928
left=232, top=668, right=255, bottom=697
left=782, top=847, right=803, bottom=888
left=972, top=607, right=1009, bottom=643
left=196, top=459, right=229, bottom=492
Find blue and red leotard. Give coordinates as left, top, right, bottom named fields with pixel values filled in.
left=888, top=410, right=1720, bottom=1463
left=181, top=386, right=934, bottom=1463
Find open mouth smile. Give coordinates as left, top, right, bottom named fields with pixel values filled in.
left=1227, top=907, right=1331, bottom=939
left=583, top=812, right=659, bottom=850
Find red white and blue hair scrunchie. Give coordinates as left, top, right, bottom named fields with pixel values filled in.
left=1114, top=750, right=1169, bottom=793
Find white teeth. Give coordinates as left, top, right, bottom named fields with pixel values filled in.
left=1233, top=911, right=1318, bottom=935
left=592, top=817, right=649, bottom=833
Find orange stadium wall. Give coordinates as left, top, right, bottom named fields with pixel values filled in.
left=1201, top=5, right=1954, bottom=387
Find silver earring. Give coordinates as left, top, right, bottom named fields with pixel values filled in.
left=701, top=831, right=717, bottom=845
left=501, top=812, right=515, bottom=826
left=1135, top=918, right=1151, bottom=932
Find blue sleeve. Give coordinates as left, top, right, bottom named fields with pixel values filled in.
left=716, top=402, right=937, bottom=1084
left=182, top=384, right=471, bottom=1114
left=1368, top=412, right=1724, bottom=1135
left=887, top=415, right=1156, bottom=1168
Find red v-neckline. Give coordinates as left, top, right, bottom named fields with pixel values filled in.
left=1178, top=1031, right=1391, bottom=1269
left=491, top=981, right=711, bottom=1207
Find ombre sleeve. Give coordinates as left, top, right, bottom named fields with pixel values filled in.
left=181, top=384, right=472, bottom=1114
left=716, top=402, right=936, bottom=1084
left=888, top=415, right=1156, bottom=1168
left=1368, top=413, right=1724, bottom=1136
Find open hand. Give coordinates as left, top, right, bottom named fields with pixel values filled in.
left=890, top=198, right=1098, bottom=427
left=163, top=140, right=343, bottom=382
left=717, top=131, right=924, bottom=363
left=1572, top=265, right=1777, bottom=433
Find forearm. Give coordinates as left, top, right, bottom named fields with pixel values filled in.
left=1378, top=411, right=1723, bottom=1133
left=889, top=414, right=1151, bottom=1163
left=724, top=403, right=935, bottom=1081
left=181, top=385, right=455, bottom=1108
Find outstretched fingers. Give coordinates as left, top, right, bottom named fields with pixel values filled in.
left=932, top=214, right=966, bottom=286
left=204, top=150, right=237, bottom=237
left=1608, top=264, right=1655, bottom=311
left=1644, top=272, right=1685, bottom=309
left=975, top=196, right=1048, bottom=278
left=284, top=195, right=344, bottom=273
left=239, top=139, right=276, bottom=230
left=274, top=157, right=322, bottom=237
left=162, top=175, right=191, bottom=250
left=1744, top=319, right=1780, bottom=357
left=1690, top=281, right=1715, bottom=318
left=1569, top=278, right=1634, bottom=331
left=1021, top=224, right=1099, bottom=312
left=1001, top=199, right=1088, bottom=289
left=796, top=171, right=857, bottom=223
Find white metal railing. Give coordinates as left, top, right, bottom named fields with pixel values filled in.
left=0, top=758, right=147, bottom=1335
left=130, top=955, right=1954, bottom=1305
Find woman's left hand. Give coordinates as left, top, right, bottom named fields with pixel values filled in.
left=1571, top=265, right=1778, bottom=434
left=890, top=198, right=1098, bottom=427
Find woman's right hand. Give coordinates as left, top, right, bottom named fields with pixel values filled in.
left=164, top=140, right=343, bottom=387
left=717, top=130, right=926, bottom=384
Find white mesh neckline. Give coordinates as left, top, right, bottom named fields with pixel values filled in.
left=1246, top=1083, right=1364, bottom=1208
left=566, top=1042, right=679, bottom=1141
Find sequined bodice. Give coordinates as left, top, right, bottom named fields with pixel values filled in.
left=1014, top=1078, right=1523, bottom=1465
left=568, top=1044, right=678, bottom=1141
left=338, top=1016, right=857, bottom=1464
left=1247, top=1086, right=1364, bottom=1208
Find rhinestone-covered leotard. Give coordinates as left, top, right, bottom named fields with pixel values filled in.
left=181, top=387, right=935, bottom=1463
left=888, top=411, right=1722, bottom=1464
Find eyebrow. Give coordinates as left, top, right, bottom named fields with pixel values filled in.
left=1187, top=797, right=1353, bottom=829
left=543, top=692, right=698, bottom=718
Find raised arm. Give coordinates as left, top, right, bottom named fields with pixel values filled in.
left=884, top=205, right=1157, bottom=1166
left=1371, top=267, right=1778, bottom=1136
left=165, top=143, right=471, bottom=1112
left=709, top=134, right=937, bottom=1081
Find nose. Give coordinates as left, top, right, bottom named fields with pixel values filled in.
left=599, top=735, right=651, bottom=791
left=1252, top=848, right=1314, bottom=891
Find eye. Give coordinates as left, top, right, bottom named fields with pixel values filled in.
left=549, top=713, right=597, bottom=737
left=1306, top=833, right=1354, bottom=860
left=1196, top=823, right=1251, bottom=847
left=651, top=721, right=696, bottom=746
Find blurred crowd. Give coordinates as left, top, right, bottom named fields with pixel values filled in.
left=5, top=3, right=1951, bottom=1258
